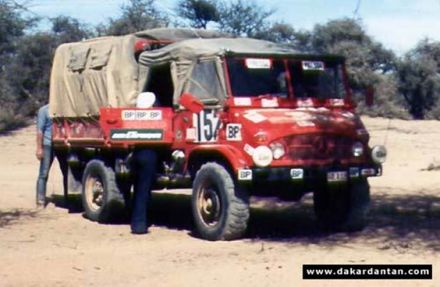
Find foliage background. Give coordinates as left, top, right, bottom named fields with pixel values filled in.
left=2, top=0, right=438, bottom=132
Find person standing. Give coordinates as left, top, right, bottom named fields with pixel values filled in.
left=35, top=104, right=68, bottom=207
left=130, top=149, right=157, bottom=234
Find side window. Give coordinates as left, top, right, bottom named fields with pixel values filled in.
left=186, top=61, right=224, bottom=105
left=144, top=63, right=174, bottom=107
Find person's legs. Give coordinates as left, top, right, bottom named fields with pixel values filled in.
left=55, top=149, right=69, bottom=206
left=36, top=146, right=54, bottom=206
left=130, top=149, right=157, bottom=234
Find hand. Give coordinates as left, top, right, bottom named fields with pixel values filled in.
left=36, top=148, right=43, bottom=161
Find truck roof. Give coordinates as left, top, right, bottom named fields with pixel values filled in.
left=49, top=28, right=344, bottom=118
left=138, top=37, right=344, bottom=66
left=135, top=28, right=230, bottom=41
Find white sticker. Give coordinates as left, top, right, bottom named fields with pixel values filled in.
left=238, top=169, right=253, bottom=181
left=285, top=111, right=313, bottom=121
left=327, top=171, right=347, bottom=183
left=193, top=110, right=221, bottom=143
left=296, top=98, right=314, bottom=108
left=234, top=97, right=252, bottom=106
left=261, top=98, right=279, bottom=108
left=186, top=128, right=196, bottom=141
left=290, top=169, right=304, bottom=180
left=329, top=99, right=345, bottom=107
left=226, top=124, right=242, bottom=141
left=244, top=144, right=255, bottom=156
left=243, top=112, right=267, bottom=123
left=361, top=169, right=376, bottom=176
left=122, top=110, right=162, bottom=121
left=341, top=111, right=355, bottom=119
left=302, top=61, right=325, bottom=71
left=297, top=120, right=315, bottom=127
left=245, top=58, right=272, bottom=69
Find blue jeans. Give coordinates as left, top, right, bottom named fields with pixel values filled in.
left=36, top=146, right=68, bottom=204
left=130, top=149, right=157, bottom=234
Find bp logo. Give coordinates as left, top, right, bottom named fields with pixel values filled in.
left=110, top=129, right=164, bottom=141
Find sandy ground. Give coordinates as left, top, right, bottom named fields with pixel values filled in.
left=1, top=116, right=440, bottom=287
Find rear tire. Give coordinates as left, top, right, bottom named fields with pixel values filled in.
left=192, top=162, right=249, bottom=241
left=82, top=160, right=125, bottom=223
left=313, top=179, right=370, bottom=231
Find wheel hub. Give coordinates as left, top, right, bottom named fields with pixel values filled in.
left=198, top=187, right=221, bottom=226
left=85, top=176, right=104, bottom=211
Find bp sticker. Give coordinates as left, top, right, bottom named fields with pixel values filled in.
left=226, top=124, right=242, bottom=141
left=121, top=110, right=162, bottom=121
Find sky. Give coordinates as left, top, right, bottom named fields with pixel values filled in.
left=28, top=0, right=440, bottom=55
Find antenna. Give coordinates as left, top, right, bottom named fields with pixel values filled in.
left=353, top=0, right=362, bottom=19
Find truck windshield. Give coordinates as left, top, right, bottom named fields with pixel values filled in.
left=288, top=60, right=346, bottom=99
left=227, top=58, right=288, bottom=98
left=226, top=57, right=347, bottom=100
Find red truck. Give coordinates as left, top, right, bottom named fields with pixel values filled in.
left=49, top=28, right=386, bottom=240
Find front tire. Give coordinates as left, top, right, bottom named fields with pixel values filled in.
left=192, top=162, right=250, bottom=241
left=82, top=160, right=125, bottom=223
left=313, top=179, right=370, bottom=231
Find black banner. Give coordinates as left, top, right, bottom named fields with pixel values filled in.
left=303, top=264, right=432, bottom=280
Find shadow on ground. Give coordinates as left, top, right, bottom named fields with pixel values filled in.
left=52, top=194, right=84, bottom=213
left=0, top=209, right=39, bottom=228
left=53, top=188, right=440, bottom=251
left=147, top=189, right=440, bottom=251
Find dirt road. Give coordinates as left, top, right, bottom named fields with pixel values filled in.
left=0, top=117, right=439, bottom=287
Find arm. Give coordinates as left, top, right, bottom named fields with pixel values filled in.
left=36, top=130, right=44, bottom=160
left=36, top=107, right=46, bottom=161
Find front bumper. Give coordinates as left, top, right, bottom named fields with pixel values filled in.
left=237, top=164, right=382, bottom=184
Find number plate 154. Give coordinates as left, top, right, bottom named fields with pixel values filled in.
left=327, top=171, right=347, bottom=183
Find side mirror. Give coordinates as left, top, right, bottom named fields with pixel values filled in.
left=136, top=92, right=156, bottom=108
left=366, top=86, right=374, bottom=107
left=179, top=93, right=204, bottom=113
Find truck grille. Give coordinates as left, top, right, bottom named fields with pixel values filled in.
left=285, top=134, right=353, bottom=161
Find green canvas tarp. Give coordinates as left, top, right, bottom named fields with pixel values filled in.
left=49, top=28, right=298, bottom=118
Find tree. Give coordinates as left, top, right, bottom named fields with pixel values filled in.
left=99, top=0, right=168, bottom=36
left=217, top=0, right=274, bottom=37
left=305, top=18, right=407, bottom=117
left=311, top=18, right=395, bottom=79
left=253, top=22, right=312, bottom=52
left=398, top=40, right=440, bottom=119
left=176, top=0, right=219, bottom=29
left=4, top=16, right=94, bottom=115
left=0, top=0, right=37, bottom=130
left=0, top=0, right=33, bottom=57
left=309, top=19, right=396, bottom=89
left=51, top=15, right=93, bottom=43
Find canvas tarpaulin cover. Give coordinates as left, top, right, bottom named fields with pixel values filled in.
left=49, top=28, right=296, bottom=118
left=49, top=28, right=232, bottom=118
left=49, top=34, right=141, bottom=118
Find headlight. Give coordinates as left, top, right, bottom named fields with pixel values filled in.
left=371, top=145, right=387, bottom=164
left=270, top=142, right=286, bottom=160
left=252, top=146, right=273, bottom=167
left=352, top=142, right=364, bottom=157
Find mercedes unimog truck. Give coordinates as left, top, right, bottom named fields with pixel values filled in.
left=49, top=28, right=387, bottom=240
